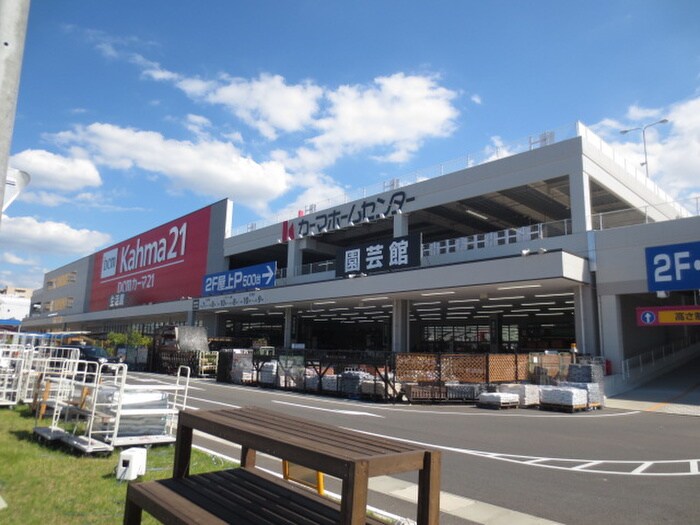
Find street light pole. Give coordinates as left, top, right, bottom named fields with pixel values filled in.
left=620, top=118, right=669, bottom=178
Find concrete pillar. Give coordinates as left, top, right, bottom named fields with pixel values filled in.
left=286, top=239, right=302, bottom=279
left=283, top=307, right=293, bottom=349
left=391, top=299, right=410, bottom=353
left=574, top=284, right=599, bottom=356
left=599, top=294, right=624, bottom=373
left=393, top=212, right=409, bottom=237
left=0, top=0, right=31, bottom=225
left=568, top=171, right=592, bottom=234
left=489, top=314, right=501, bottom=353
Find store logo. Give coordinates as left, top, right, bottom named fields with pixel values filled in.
left=101, top=248, right=118, bottom=279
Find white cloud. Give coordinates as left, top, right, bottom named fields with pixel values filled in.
left=53, top=122, right=291, bottom=212
left=204, top=73, right=323, bottom=140
left=184, top=114, right=212, bottom=138
left=10, top=149, right=101, bottom=192
left=0, top=214, right=112, bottom=255
left=279, top=73, right=458, bottom=173
left=1, top=252, right=37, bottom=266
left=625, top=104, right=663, bottom=122
left=655, top=96, right=700, bottom=198
left=20, top=191, right=71, bottom=207
left=313, top=74, right=458, bottom=163
left=483, top=136, right=516, bottom=162
left=471, top=94, right=482, bottom=105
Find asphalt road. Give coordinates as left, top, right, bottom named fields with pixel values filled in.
left=131, top=372, right=700, bottom=525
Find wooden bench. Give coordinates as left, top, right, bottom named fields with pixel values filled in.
left=124, top=406, right=441, bottom=525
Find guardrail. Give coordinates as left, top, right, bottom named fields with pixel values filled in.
left=621, top=335, right=700, bottom=381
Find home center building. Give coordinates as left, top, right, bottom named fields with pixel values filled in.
left=23, top=122, right=700, bottom=385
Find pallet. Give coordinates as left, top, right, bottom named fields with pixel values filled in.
left=539, top=402, right=587, bottom=413
left=477, top=401, right=519, bottom=410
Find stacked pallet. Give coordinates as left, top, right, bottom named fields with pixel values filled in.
left=340, top=371, right=373, bottom=395
left=498, top=383, right=540, bottom=407
left=477, top=392, right=520, bottom=409
left=360, top=379, right=401, bottom=399
left=539, top=386, right=588, bottom=412
left=558, top=381, right=605, bottom=408
left=258, top=362, right=278, bottom=385
left=305, top=374, right=339, bottom=392
left=445, top=383, right=485, bottom=401
left=567, top=363, right=604, bottom=383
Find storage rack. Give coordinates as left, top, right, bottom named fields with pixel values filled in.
left=33, top=360, right=190, bottom=454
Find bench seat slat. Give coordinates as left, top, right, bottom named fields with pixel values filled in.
left=126, top=468, right=385, bottom=525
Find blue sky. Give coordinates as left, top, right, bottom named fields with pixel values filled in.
left=2, top=0, right=700, bottom=290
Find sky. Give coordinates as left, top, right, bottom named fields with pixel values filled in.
left=2, top=0, right=700, bottom=291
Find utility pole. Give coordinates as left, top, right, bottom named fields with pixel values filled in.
left=0, top=0, right=31, bottom=227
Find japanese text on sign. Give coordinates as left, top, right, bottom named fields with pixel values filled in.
left=336, top=234, right=420, bottom=277
left=202, top=262, right=276, bottom=296
left=282, top=190, right=416, bottom=241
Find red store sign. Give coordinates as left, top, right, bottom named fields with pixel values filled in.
left=89, top=206, right=212, bottom=311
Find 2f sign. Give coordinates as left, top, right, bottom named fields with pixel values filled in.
left=646, top=241, right=700, bottom=292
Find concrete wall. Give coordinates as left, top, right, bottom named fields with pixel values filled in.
left=594, top=215, right=700, bottom=368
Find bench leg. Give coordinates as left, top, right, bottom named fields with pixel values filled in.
left=417, top=450, right=441, bottom=525
left=340, top=460, right=369, bottom=525
left=123, top=486, right=143, bottom=525
left=240, top=445, right=257, bottom=467
left=173, top=423, right=193, bottom=477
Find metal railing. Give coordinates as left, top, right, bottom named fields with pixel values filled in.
left=591, top=196, right=699, bottom=231
left=621, top=335, right=700, bottom=381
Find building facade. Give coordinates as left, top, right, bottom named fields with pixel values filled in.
left=23, top=122, right=700, bottom=378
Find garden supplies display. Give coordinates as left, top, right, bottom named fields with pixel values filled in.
left=498, top=383, right=540, bottom=407
left=340, top=370, right=373, bottom=395
left=477, top=392, right=519, bottom=408
left=539, top=386, right=588, bottom=407
left=567, top=363, right=604, bottom=383
left=558, top=381, right=605, bottom=407
left=446, top=383, right=485, bottom=401
left=259, top=361, right=278, bottom=385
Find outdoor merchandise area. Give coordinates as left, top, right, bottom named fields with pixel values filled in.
left=0, top=339, right=191, bottom=454
left=215, top=347, right=606, bottom=412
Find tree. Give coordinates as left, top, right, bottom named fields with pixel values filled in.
left=105, top=330, right=152, bottom=353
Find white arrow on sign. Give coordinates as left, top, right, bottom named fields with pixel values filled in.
left=262, top=265, right=275, bottom=285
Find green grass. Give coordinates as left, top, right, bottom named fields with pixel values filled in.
left=0, top=406, right=235, bottom=524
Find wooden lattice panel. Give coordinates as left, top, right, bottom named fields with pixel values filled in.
left=441, top=354, right=486, bottom=383
left=488, top=354, right=517, bottom=383
left=516, top=353, right=529, bottom=381
left=395, top=353, right=439, bottom=382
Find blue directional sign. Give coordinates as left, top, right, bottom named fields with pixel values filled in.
left=202, top=262, right=276, bottom=296
left=639, top=310, right=656, bottom=325
left=646, top=241, right=700, bottom=292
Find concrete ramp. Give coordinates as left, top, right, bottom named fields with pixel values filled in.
left=607, top=355, right=700, bottom=416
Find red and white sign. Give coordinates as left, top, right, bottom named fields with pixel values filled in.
left=89, top=206, right=212, bottom=311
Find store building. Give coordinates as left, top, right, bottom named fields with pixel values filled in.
left=23, top=122, right=700, bottom=384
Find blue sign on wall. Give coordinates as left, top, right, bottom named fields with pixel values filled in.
left=202, top=262, right=276, bottom=296
left=645, top=241, right=700, bottom=292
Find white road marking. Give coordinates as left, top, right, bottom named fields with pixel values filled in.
left=271, top=400, right=384, bottom=417
left=572, top=461, right=601, bottom=470
left=187, top=396, right=240, bottom=408
left=350, top=428, right=700, bottom=477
